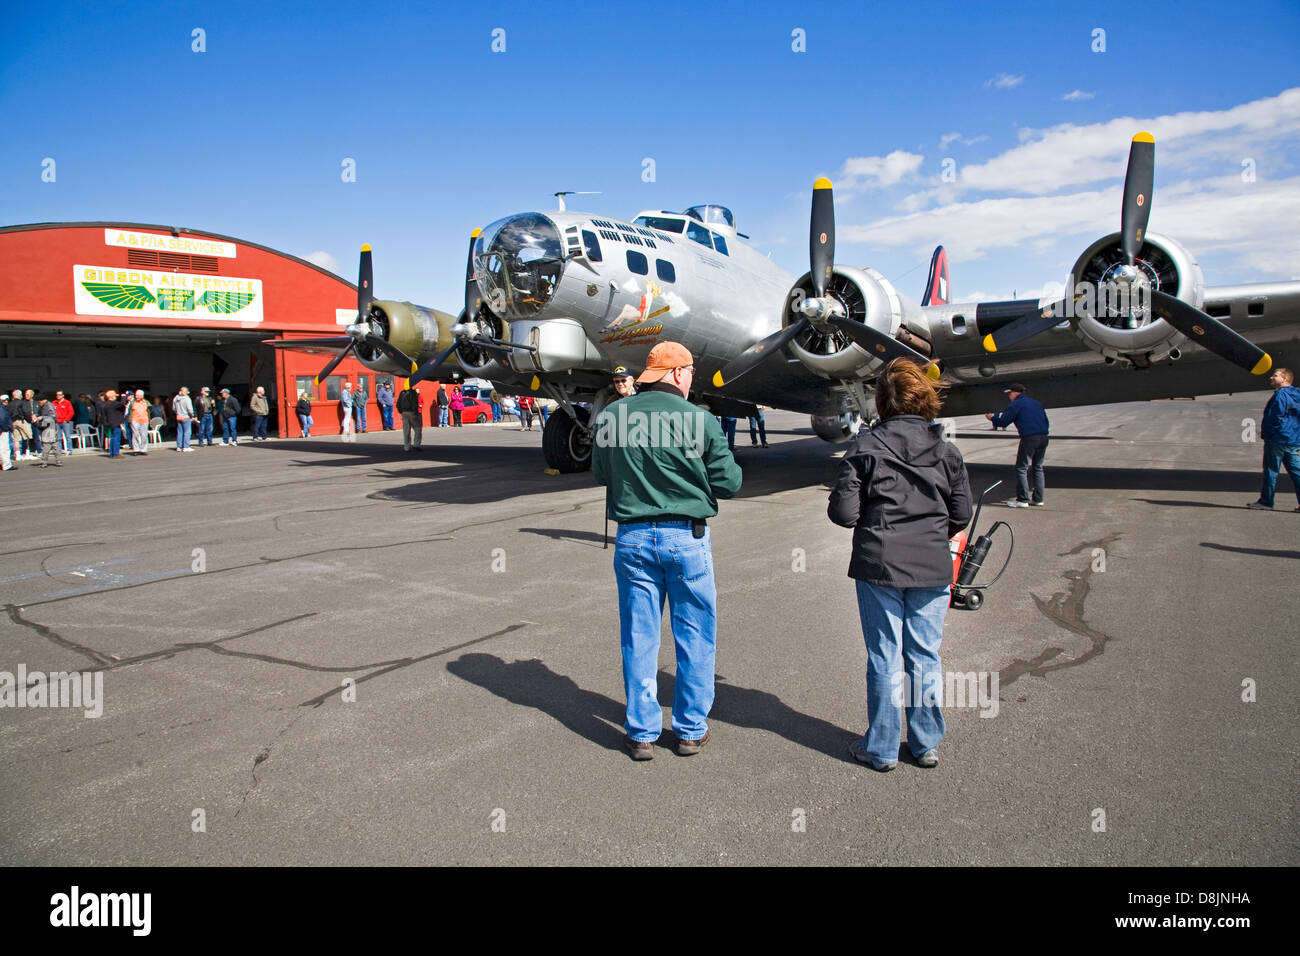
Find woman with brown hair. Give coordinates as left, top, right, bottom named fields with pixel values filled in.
left=828, top=359, right=973, bottom=771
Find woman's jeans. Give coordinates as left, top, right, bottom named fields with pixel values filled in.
left=855, top=581, right=950, bottom=765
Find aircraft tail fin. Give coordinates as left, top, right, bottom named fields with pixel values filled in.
left=921, top=245, right=949, bottom=306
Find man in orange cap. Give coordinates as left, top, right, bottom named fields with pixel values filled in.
left=593, top=341, right=742, bottom=760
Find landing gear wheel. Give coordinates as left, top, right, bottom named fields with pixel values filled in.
left=542, top=406, right=592, bottom=473
left=964, top=590, right=983, bottom=611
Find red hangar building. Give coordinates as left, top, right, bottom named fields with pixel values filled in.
left=0, top=222, right=420, bottom=437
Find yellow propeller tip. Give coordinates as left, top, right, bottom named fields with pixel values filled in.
left=471, top=228, right=482, bottom=238
left=1252, top=354, right=1273, bottom=376
left=360, top=243, right=371, bottom=252
left=982, top=334, right=998, bottom=353
left=925, top=363, right=942, bottom=381
left=530, top=376, right=540, bottom=391
left=1133, top=131, right=1155, bottom=144
left=813, top=177, right=833, bottom=191
left=712, top=371, right=725, bottom=388
left=410, top=363, right=419, bottom=374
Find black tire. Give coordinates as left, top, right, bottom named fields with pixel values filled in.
left=476, top=414, right=487, bottom=423
left=965, top=590, right=983, bottom=611
left=542, top=406, right=592, bottom=473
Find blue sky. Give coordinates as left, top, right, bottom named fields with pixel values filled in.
left=3, top=0, right=1298, bottom=310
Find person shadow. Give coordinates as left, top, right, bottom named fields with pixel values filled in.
left=446, top=653, right=855, bottom=759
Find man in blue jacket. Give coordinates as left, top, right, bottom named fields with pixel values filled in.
left=1248, top=368, right=1300, bottom=511
left=986, top=383, right=1050, bottom=507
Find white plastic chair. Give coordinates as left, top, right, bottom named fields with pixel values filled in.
left=71, top=423, right=97, bottom=452
left=148, top=417, right=164, bottom=445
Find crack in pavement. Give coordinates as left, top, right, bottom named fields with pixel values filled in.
left=0, top=541, right=107, bottom=558
left=15, top=501, right=582, bottom=610
left=4, top=606, right=320, bottom=670
left=235, top=709, right=311, bottom=819
left=997, top=533, right=1123, bottom=690
left=234, top=621, right=532, bottom=821
left=5, top=605, right=119, bottom=666
left=297, top=622, right=531, bottom=708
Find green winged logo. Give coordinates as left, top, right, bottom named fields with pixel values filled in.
left=81, top=283, right=156, bottom=310
left=79, top=282, right=257, bottom=315
left=198, top=290, right=257, bottom=314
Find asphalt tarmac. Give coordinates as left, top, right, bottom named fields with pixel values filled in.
left=2, top=397, right=1296, bottom=866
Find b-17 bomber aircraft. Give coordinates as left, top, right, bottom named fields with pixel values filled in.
left=271, top=133, right=1300, bottom=473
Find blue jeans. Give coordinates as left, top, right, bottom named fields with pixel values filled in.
left=108, top=427, right=121, bottom=457
left=380, top=404, right=394, bottom=429
left=298, top=413, right=312, bottom=437
left=58, top=421, right=74, bottom=452
left=253, top=414, right=268, bottom=439
left=438, top=406, right=449, bottom=427
left=613, top=522, right=717, bottom=742
left=1015, top=433, right=1049, bottom=503
left=748, top=411, right=767, bottom=445
left=1260, top=441, right=1300, bottom=507
left=222, top=419, right=237, bottom=443
left=719, top=417, right=736, bottom=450
left=198, top=414, right=214, bottom=444
left=855, top=581, right=950, bottom=765
left=355, top=404, right=367, bottom=431
left=492, top=402, right=501, bottom=422
left=176, top=420, right=192, bottom=449
left=539, top=405, right=549, bottom=427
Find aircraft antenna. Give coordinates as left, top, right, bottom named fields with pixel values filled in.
left=554, top=190, right=601, bottom=211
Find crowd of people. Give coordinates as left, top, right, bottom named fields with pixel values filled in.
left=0, top=378, right=565, bottom=470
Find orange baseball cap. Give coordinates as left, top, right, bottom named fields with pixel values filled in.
left=636, top=341, right=693, bottom=383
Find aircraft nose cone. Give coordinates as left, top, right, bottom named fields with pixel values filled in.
left=474, top=213, right=566, bottom=319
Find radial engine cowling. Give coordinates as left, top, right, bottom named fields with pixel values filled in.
left=783, top=265, right=914, bottom=380
left=1066, top=232, right=1205, bottom=367
left=452, top=307, right=514, bottom=379
left=355, top=300, right=454, bottom=374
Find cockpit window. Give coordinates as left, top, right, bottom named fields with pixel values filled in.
left=581, top=229, right=602, bottom=263
left=684, top=205, right=734, bottom=228
left=686, top=221, right=714, bottom=249
left=712, top=233, right=729, bottom=256
left=634, top=215, right=686, bottom=234
left=474, top=213, right=565, bottom=319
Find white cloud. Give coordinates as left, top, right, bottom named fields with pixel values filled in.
left=956, top=87, right=1300, bottom=196
left=825, top=88, right=1300, bottom=291
left=1062, top=90, right=1095, bottom=101
left=837, top=150, right=925, bottom=192
left=840, top=188, right=1111, bottom=260
left=304, top=250, right=341, bottom=274
left=985, top=73, right=1024, bottom=89
left=939, top=132, right=988, bottom=149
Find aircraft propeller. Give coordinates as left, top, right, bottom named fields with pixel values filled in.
left=273, top=246, right=421, bottom=384
left=404, top=231, right=536, bottom=386
left=982, top=134, right=1271, bottom=376
left=713, top=178, right=939, bottom=389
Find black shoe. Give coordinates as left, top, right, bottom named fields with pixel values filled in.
left=623, top=736, right=654, bottom=761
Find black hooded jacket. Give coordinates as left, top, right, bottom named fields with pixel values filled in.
left=828, top=415, right=973, bottom=588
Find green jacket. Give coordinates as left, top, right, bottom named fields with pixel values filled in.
left=593, top=388, right=742, bottom=522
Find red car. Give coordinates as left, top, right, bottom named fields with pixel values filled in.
left=459, top=397, right=493, bottom=423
